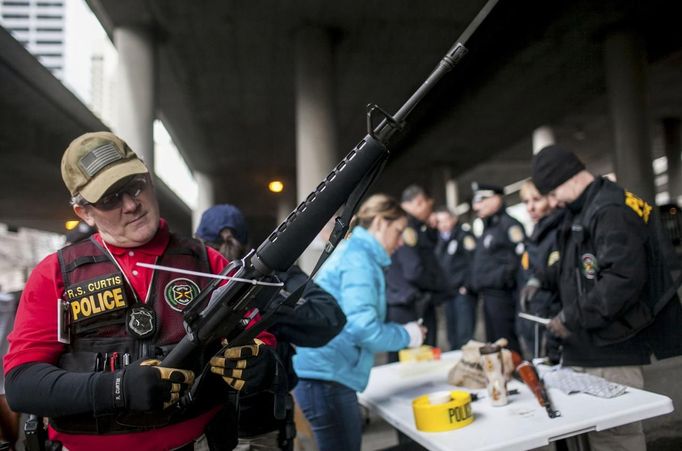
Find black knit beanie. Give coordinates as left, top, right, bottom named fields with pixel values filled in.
left=532, top=145, right=586, bottom=194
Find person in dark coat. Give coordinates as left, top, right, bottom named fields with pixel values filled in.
left=470, top=182, right=525, bottom=353
left=386, top=185, right=447, bottom=357
left=516, top=181, right=563, bottom=362
left=532, top=144, right=682, bottom=451
left=433, top=206, right=478, bottom=350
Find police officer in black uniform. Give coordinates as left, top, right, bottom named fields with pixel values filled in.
left=470, top=182, right=525, bottom=353
left=386, top=185, right=446, bottom=359
left=517, top=181, right=564, bottom=363
left=434, top=206, right=478, bottom=350
left=532, top=145, right=682, bottom=451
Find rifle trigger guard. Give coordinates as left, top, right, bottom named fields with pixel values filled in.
left=366, top=103, right=404, bottom=138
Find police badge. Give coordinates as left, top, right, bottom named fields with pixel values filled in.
left=127, top=304, right=157, bottom=338
left=483, top=234, right=493, bottom=249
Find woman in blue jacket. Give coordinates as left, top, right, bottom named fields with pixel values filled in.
left=293, top=194, right=425, bottom=451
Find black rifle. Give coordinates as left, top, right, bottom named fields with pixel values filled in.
left=162, top=0, right=500, bottom=371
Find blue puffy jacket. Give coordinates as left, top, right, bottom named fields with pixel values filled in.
left=293, top=226, right=410, bottom=392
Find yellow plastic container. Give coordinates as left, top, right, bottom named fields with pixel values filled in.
left=398, top=345, right=442, bottom=362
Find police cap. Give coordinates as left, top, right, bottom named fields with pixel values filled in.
left=471, top=182, right=504, bottom=203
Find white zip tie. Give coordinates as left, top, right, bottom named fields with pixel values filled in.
left=136, top=262, right=284, bottom=287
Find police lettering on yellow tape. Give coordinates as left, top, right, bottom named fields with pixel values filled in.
left=412, top=390, right=473, bottom=432
left=64, top=274, right=128, bottom=322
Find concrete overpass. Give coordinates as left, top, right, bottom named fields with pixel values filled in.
left=2, top=0, right=682, bottom=242
left=0, top=25, right=191, bottom=234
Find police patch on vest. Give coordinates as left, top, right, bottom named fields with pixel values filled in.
left=463, top=235, right=476, bottom=251
left=508, top=225, right=524, bottom=243
left=164, top=278, right=200, bottom=312
left=402, top=227, right=418, bottom=247
left=64, top=273, right=127, bottom=323
left=447, top=240, right=458, bottom=255
left=547, top=250, right=560, bottom=267
left=127, top=304, right=156, bottom=338
left=581, top=253, right=598, bottom=279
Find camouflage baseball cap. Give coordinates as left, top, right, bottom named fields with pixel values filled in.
left=61, top=132, right=148, bottom=203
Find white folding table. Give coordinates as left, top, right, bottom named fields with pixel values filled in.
left=358, top=352, right=673, bottom=451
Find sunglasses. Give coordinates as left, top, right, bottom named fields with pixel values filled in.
left=78, top=175, right=149, bottom=211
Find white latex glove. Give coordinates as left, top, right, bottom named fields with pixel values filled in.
left=403, top=321, right=427, bottom=348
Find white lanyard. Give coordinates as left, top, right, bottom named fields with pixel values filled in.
left=102, top=240, right=157, bottom=304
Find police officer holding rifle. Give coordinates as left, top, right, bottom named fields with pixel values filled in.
left=3, top=132, right=275, bottom=450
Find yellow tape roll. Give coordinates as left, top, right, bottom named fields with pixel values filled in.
left=412, top=390, right=474, bottom=432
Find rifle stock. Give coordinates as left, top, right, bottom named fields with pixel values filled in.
left=516, top=361, right=561, bottom=418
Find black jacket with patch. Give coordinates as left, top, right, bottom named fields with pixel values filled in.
left=471, top=209, right=526, bottom=294
left=557, top=177, right=682, bottom=366
left=435, top=223, right=476, bottom=296
left=386, top=215, right=447, bottom=308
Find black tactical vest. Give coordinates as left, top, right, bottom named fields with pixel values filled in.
left=51, top=234, right=218, bottom=434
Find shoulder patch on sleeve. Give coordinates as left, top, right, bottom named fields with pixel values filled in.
left=624, top=190, right=652, bottom=223
left=402, top=227, right=418, bottom=247
left=547, top=250, right=560, bottom=267
left=508, top=225, right=524, bottom=243
left=463, top=235, right=476, bottom=251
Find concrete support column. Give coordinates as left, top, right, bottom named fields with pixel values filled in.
left=114, top=27, right=155, bottom=168
left=532, top=126, right=555, bottom=154
left=192, top=171, right=215, bottom=234
left=663, top=118, right=682, bottom=204
left=604, top=30, right=655, bottom=202
left=294, top=26, right=337, bottom=272
left=276, top=198, right=295, bottom=226
left=445, top=179, right=459, bottom=212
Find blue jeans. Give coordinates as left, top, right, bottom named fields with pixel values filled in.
left=444, top=292, right=477, bottom=350
left=293, top=379, right=362, bottom=451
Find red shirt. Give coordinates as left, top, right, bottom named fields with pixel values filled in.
left=4, top=219, right=274, bottom=451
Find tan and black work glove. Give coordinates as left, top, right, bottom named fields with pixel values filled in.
left=209, top=339, right=275, bottom=394
left=108, top=359, right=195, bottom=412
